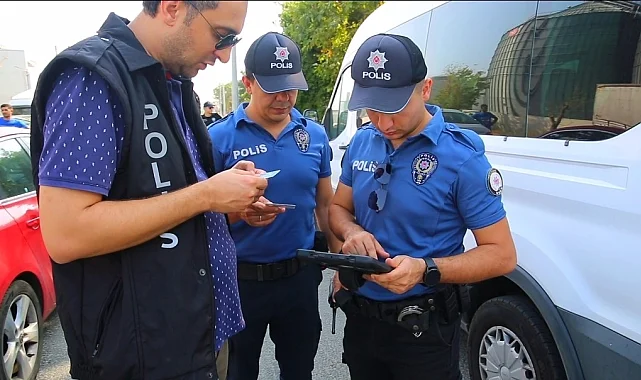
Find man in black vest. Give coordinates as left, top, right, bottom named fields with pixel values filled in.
left=30, top=1, right=264, bottom=379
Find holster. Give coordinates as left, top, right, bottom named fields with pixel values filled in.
left=338, top=268, right=366, bottom=291
left=313, top=230, right=329, bottom=252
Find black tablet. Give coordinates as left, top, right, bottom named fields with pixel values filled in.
left=297, top=249, right=393, bottom=274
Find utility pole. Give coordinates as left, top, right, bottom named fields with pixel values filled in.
left=221, top=85, right=226, bottom=115
left=231, top=45, right=239, bottom=110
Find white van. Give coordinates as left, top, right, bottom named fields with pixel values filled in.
left=314, top=1, right=641, bottom=379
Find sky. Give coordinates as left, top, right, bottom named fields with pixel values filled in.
left=0, top=1, right=283, bottom=103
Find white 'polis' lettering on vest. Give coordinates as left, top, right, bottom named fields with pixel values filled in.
left=233, top=144, right=268, bottom=160
left=160, top=233, right=178, bottom=248
left=271, top=62, right=293, bottom=69
left=143, top=104, right=158, bottom=130
left=352, top=160, right=378, bottom=173
left=144, top=103, right=178, bottom=249
left=362, top=71, right=391, bottom=81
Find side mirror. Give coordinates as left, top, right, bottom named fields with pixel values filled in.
left=303, top=109, right=318, bottom=122
left=322, top=107, right=333, bottom=138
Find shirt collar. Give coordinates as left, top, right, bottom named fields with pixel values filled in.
left=232, top=103, right=307, bottom=128
left=97, top=13, right=160, bottom=72
left=420, top=104, right=446, bottom=145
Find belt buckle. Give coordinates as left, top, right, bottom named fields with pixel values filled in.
left=256, top=264, right=268, bottom=281
left=397, top=305, right=427, bottom=338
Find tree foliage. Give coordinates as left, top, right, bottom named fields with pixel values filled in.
left=280, top=1, right=383, bottom=114
left=432, top=64, right=489, bottom=110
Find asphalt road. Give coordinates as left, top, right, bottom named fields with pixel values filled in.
left=39, top=270, right=471, bottom=380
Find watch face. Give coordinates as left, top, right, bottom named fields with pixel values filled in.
left=424, top=259, right=440, bottom=286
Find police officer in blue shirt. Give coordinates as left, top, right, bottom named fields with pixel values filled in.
left=328, top=33, right=518, bottom=380
left=208, top=32, right=341, bottom=380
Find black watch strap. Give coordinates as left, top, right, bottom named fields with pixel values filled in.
left=422, top=257, right=441, bottom=286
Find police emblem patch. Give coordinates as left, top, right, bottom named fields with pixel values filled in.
left=293, top=128, right=310, bottom=152
left=487, top=168, right=503, bottom=196
left=411, top=153, right=438, bottom=185
left=274, top=46, right=290, bottom=62
left=367, top=49, right=388, bottom=71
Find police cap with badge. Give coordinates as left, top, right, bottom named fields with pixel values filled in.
left=348, top=33, right=428, bottom=113
left=244, top=31, right=308, bottom=93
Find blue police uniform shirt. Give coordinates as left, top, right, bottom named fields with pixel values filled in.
left=472, top=111, right=497, bottom=129
left=209, top=103, right=332, bottom=263
left=340, top=104, right=506, bottom=301
left=0, top=118, right=28, bottom=128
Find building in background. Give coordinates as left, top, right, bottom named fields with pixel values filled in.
left=0, top=48, right=31, bottom=103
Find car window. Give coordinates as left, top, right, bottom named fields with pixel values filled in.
left=443, top=111, right=482, bottom=125
left=0, top=138, right=35, bottom=201
left=326, top=67, right=355, bottom=141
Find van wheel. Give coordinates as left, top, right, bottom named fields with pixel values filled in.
left=0, top=280, right=43, bottom=380
left=467, top=295, right=566, bottom=380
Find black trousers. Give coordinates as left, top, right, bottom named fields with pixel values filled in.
left=227, top=264, right=323, bottom=380
left=342, top=309, right=462, bottom=380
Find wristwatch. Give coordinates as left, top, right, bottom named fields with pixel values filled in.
left=422, top=257, right=441, bottom=286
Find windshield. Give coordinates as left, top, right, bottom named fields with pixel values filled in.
left=442, top=111, right=481, bottom=125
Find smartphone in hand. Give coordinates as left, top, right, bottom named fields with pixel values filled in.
left=265, top=203, right=296, bottom=210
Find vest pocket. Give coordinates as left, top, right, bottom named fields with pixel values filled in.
left=91, top=277, right=123, bottom=359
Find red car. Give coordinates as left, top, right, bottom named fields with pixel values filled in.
left=0, top=127, right=56, bottom=380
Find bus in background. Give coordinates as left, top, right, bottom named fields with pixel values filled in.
left=311, top=1, right=641, bottom=379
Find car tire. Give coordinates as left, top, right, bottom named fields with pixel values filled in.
left=468, top=295, right=566, bottom=380
left=0, top=280, right=43, bottom=380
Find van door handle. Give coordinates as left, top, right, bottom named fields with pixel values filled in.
left=26, top=217, right=40, bottom=230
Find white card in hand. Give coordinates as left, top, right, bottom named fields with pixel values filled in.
left=260, top=170, right=281, bottom=179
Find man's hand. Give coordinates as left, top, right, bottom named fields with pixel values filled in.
left=341, top=230, right=390, bottom=260
left=332, top=271, right=344, bottom=301
left=202, top=160, right=269, bottom=214
left=239, top=196, right=286, bottom=227
left=366, top=256, right=426, bottom=295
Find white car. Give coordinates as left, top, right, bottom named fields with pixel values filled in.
left=310, top=1, right=641, bottom=379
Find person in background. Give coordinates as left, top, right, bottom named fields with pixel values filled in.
left=0, top=104, right=28, bottom=128
left=472, top=104, right=498, bottom=131
left=203, top=100, right=223, bottom=125
left=29, top=1, right=262, bottom=379
left=329, top=33, right=516, bottom=380
left=209, top=32, right=341, bottom=380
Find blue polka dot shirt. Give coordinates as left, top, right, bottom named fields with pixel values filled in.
left=37, top=65, right=244, bottom=351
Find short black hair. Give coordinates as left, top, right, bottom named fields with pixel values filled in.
left=142, top=1, right=219, bottom=21
left=481, top=104, right=488, bottom=108
left=0, top=104, right=11, bottom=108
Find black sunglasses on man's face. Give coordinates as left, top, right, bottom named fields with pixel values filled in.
left=186, top=2, right=242, bottom=50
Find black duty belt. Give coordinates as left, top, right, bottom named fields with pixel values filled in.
left=237, top=257, right=306, bottom=281
left=333, top=285, right=466, bottom=334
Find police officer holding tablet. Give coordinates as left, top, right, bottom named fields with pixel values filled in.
left=328, top=33, right=518, bottom=380
left=209, top=32, right=341, bottom=380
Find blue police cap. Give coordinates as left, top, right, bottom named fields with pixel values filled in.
left=348, top=34, right=427, bottom=113
left=244, top=32, right=308, bottom=94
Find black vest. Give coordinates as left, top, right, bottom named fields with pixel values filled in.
left=30, top=13, right=220, bottom=380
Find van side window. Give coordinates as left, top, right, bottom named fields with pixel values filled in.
left=327, top=67, right=356, bottom=141
left=425, top=1, right=538, bottom=138
left=425, top=0, right=641, bottom=139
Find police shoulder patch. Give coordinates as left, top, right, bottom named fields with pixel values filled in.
left=487, top=168, right=503, bottom=196
left=293, top=128, right=311, bottom=152
left=411, top=152, right=438, bottom=185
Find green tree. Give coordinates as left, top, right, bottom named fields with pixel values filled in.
left=432, top=64, right=488, bottom=110
left=280, top=1, right=383, bottom=114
